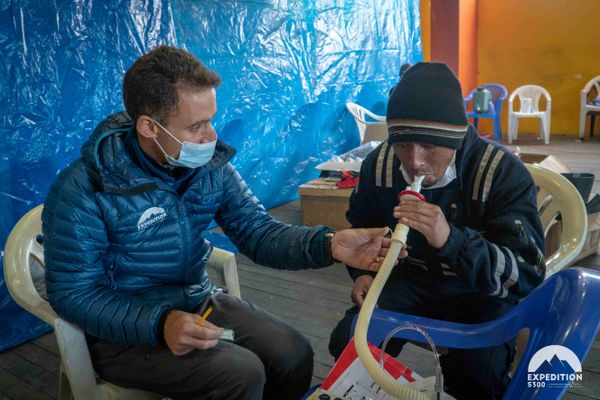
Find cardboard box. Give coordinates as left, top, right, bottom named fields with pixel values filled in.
left=298, top=182, right=353, bottom=231
left=518, top=152, right=572, bottom=173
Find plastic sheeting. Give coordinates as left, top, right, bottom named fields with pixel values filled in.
left=0, top=0, right=422, bottom=351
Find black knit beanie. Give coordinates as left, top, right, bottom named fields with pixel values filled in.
left=387, top=62, right=468, bottom=149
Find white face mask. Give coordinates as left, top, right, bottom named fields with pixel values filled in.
left=400, top=153, right=457, bottom=190
left=152, top=119, right=217, bottom=169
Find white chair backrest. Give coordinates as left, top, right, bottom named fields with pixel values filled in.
left=580, top=75, right=600, bottom=106
left=525, top=164, right=587, bottom=277
left=582, top=75, right=600, bottom=96
left=510, top=85, right=551, bottom=113
left=346, top=102, right=386, bottom=143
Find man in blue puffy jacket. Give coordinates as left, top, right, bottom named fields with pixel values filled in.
left=42, top=45, right=391, bottom=400
left=329, top=63, right=546, bottom=399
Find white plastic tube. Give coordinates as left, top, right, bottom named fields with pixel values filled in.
left=354, top=175, right=429, bottom=400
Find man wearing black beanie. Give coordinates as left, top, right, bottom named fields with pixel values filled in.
left=330, top=62, right=546, bottom=399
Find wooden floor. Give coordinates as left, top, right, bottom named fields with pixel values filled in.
left=1, top=134, right=599, bottom=399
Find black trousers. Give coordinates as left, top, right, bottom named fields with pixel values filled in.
left=88, top=293, right=314, bottom=400
left=329, top=274, right=517, bottom=400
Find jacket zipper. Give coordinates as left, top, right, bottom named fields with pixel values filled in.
left=176, top=198, right=190, bottom=289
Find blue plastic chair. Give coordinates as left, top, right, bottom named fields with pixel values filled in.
left=350, top=267, right=600, bottom=400
left=464, top=83, right=508, bottom=142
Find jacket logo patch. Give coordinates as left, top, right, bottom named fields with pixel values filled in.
left=137, top=207, right=167, bottom=231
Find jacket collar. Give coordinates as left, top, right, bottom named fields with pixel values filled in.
left=81, top=111, right=236, bottom=194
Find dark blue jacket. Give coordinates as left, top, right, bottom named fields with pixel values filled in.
left=347, top=128, right=546, bottom=301
left=43, top=112, right=330, bottom=347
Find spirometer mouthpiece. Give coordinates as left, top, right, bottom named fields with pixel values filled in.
left=391, top=176, right=425, bottom=246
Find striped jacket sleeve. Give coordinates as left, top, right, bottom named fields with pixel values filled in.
left=438, top=148, right=546, bottom=299
left=345, top=144, right=390, bottom=281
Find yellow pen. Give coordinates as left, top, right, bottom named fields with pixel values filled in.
left=195, top=305, right=213, bottom=326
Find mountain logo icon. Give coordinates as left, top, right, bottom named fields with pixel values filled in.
left=527, top=345, right=583, bottom=388
left=137, top=207, right=167, bottom=231
left=528, top=345, right=581, bottom=373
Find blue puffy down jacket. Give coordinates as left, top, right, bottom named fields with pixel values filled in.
left=43, top=112, right=330, bottom=346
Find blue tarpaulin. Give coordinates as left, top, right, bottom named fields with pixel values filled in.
left=0, top=0, right=421, bottom=351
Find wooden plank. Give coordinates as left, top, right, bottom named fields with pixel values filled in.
left=0, top=392, right=13, bottom=400
left=565, top=369, right=600, bottom=399
left=29, top=335, right=59, bottom=357
left=563, top=392, right=597, bottom=400
left=240, top=287, right=340, bottom=340
left=0, top=368, right=55, bottom=400
left=11, top=342, right=60, bottom=375
left=0, top=352, right=58, bottom=399
left=237, top=260, right=353, bottom=294
left=240, top=282, right=347, bottom=324
left=239, top=270, right=353, bottom=310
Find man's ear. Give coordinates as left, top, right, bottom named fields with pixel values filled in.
left=137, top=115, right=158, bottom=139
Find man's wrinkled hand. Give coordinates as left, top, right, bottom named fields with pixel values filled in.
left=163, top=310, right=224, bottom=356
left=332, top=227, right=393, bottom=271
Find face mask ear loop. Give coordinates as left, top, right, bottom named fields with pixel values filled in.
left=152, top=118, right=184, bottom=145
left=152, top=137, right=177, bottom=162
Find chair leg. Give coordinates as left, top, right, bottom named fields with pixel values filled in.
left=591, top=114, right=596, bottom=138
left=510, top=116, right=519, bottom=143
left=580, top=110, right=587, bottom=140
left=540, top=117, right=549, bottom=144
left=493, top=114, right=502, bottom=142
left=544, top=115, right=551, bottom=144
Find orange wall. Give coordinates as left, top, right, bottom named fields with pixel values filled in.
left=428, top=0, right=477, bottom=96
left=477, top=0, right=600, bottom=135
left=458, top=0, right=477, bottom=96
left=431, top=0, right=459, bottom=73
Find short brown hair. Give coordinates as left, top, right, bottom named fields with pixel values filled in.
left=123, top=45, right=221, bottom=124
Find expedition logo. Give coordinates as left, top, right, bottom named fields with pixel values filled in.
left=527, top=345, right=582, bottom=389
left=137, top=207, right=167, bottom=231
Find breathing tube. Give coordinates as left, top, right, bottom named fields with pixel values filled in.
left=353, top=175, right=431, bottom=400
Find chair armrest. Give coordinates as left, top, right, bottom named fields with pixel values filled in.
left=3, top=208, right=59, bottom=325
left=362, top=108, right=386, bottom=122
left=207, top=247, right=241, bottom=298
left=351, top=308, right=519, bottom=350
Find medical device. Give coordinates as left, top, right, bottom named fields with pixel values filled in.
left=353, top=176, right=447, bottom=400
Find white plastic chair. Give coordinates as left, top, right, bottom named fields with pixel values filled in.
left=579, top=75, right=600, bottom=140
left=345, top=102, right=388, bottom=143
left=3, top=205, right=241, bottom=400
left=511, top=164, right=588, bottom=375
left=508, top=85, right=552, bottom=144
left=525, top=164, right=587, bottom=277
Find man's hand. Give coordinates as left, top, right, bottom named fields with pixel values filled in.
left=163, top=310, right=224, bottom=356
left=352, top=275, right=374, bottom=306
left=393, top=200, right=450, bottom=249
left=332, top=227, right=391, bottom=271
